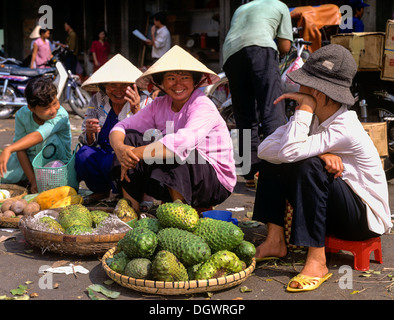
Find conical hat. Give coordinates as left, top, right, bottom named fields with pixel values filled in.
left=82, top=54, right=143, bottom=91
left=136, top=45, right=220, bottom=89
left=30, top=25, right=41, bottom=39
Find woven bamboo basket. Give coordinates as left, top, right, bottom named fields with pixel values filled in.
left=0, top=184, right=28, bottom=228
left=102, top=247, right=256, bottom=295
left=18, top=207, right=129, bottom=256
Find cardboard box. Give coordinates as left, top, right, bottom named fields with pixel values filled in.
left=381, top=49, right=394, bottom=81
left=362, top=122, right=388, bottom=157
left=331, top=32, right=385, bottom=71
left=384, top=20, right=394, bottom=50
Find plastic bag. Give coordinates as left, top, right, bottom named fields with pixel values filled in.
left=281, top=44, right=305, bottom=93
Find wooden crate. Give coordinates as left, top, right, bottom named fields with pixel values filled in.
left=362, top=122, right=388, bottom=157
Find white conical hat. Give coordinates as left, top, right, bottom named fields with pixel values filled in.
left=136, top=45, right=220, bottom=89
left=82, top=54, right=143, bottom=91
left=30, top=25, right=41, bottom=39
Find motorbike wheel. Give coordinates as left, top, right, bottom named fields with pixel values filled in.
left=0, top=85, right=17, bottom=119
left=68, top=86, right=90, bottom=118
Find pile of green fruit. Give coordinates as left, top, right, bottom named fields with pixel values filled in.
left=107, top=202, right=256, bottom=282
left=37, top=198, right=137, bottom=235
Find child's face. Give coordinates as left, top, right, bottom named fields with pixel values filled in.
left=29, top=97, right=60, bottom=124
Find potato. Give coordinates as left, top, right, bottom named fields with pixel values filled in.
left=23, top=202, right=41, bottom=217
left=10, top=199, right=28, bottom=215
left=3, top=210, right=16, bottom=218
left=0, top=212, right=3, bottom=217
left=1, top=199, right=16, bottom=213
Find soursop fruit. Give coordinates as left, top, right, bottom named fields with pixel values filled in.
left=152, top=250, right=188, bottom=282
left=113, top=198, right=138, bottom=222
left=193, top=218, right=244, bottom=252
left=194, top=250, right=243, bottom=280
left=117, top=227, right=157, bottom=259
left=233, top=240, right=256, bottom=265
left=58, top=204, right=92, bottom=229
left=124, top=258, right=152, bottom=279
left=89, top=210, right=109, bottom=227
left=64, top=225, right=93, bottom=235
left=108, top=251, right=130, bottom=274
left=39, top=216, right=65, bottom=234
left=156, top=202, right=199, bottom=231
left=157, top=228, right=211, bottom=266
left=133, top=217, right=162, bottom=233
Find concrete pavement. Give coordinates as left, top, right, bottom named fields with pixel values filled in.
left=0, top=108, right=393, bottom=305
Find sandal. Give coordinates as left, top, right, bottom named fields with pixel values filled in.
left=286, top=273, right=333, bottom=292
left=245, top=179, right=256, bottom=188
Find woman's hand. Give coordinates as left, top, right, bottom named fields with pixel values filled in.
left=319, top=153, right=344, bottom=179
left=274, top=92, right=317, bottom=113
left=86, top=118, right=101, bottom=135
left=114, top=144, right=140, bottom=170
left=125, top=84, right=141, bottom=114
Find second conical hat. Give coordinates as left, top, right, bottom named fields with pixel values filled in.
left=136, top=45, right=220, bottom=89
left=82, top=54, right=143, bottom=91
left=30, top=25, right=41, bottom=39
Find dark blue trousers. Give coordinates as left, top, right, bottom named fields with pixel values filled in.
left=253, top=158, right=379, bottom=247
left=223, top=46, right=287, bottom=180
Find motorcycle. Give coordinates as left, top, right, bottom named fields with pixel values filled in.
left=0, top=46, right=90, bottom=119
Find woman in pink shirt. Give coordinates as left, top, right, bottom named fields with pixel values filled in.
left=109, top=45, right=236, bottom=212
left=30, top=28, right=52, bottom=69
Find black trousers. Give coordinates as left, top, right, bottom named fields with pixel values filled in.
left=223, top=46, right=287, bottom=180
left=253, top=158, right=379, bottom=247
left=111, top=130, right=231, bottom=208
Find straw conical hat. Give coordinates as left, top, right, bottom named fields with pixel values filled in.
left=30, top=25, right=41, bottom=39
left=82, top=54, right=143, bottom=91
left=136, top=45, right=220, bottom=89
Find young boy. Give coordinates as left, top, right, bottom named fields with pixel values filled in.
left=0, top=77, right=72, bottom=193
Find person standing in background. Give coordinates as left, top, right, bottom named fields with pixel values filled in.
left=340, top=0, right=370, bottom=33
left=30, top=28, right=52, bottom=69
left=222, top=0, right=293, bottom=188
left=63, top=20, right=79, bottom=74
left=145, top=12, right=171, bottom=63
left=90, top=30, right=110, bottom=72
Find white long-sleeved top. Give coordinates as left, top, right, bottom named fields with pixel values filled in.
left=258, top=106, right=392, bottom=235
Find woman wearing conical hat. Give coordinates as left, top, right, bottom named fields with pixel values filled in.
left=76, top=54, right=152, bottom=204
left=109, top=46, right=236, bottom=211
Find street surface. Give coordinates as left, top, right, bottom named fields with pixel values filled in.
left=0, top=105, right=393, bottom=307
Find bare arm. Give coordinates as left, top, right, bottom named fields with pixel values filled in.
left=277, top=38, right=292, bottom=57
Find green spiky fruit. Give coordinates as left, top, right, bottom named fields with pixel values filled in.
left=124, top=258, right=152, bottom=279
left=194, top=250, right=243, bottom=280
left=117, top=227, right=157, bottom=259
left=157, top=228, right=211, bottom=266
left=58, top=204, right=92, bottom=229
left=133, top=217, right=162, bottom=233
left=193, top=218, right=244, bottom=252
left=108, top=251, right=130, bottom=274
left=152, top=250, right=188, bottom=282
left=113, top=198, right=138, bottom=221
left=89, top=210, right=109, bottom=227
left=156, top=202, right=199, bottom=231
left=64, top=225, right=93, bottom=235
left=39, top=216, right=65, bottom=234
left=233, top=240, right=256, bottom=264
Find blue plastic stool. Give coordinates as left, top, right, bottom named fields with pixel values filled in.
left=202, top=210, right=238, bottom=226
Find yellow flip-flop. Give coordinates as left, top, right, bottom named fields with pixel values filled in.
left=286, top=273, right=333, bottom=292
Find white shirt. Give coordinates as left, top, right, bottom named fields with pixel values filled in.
left=152, top=26, right=171, bottom=58
left=258, top=106, right=393, bottom=235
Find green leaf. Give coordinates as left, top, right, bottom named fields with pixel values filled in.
left=87, top=288, right=106, bottom=300
left=87, top=284, right=120, bottom=299
left=240, top=286, right=252, bottom=293
left=10, top=285, right=27, bottom=296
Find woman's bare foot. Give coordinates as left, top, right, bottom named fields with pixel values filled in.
left=288, top=247, right=329, bottom=289
left=255, top=223, right=287, bottom=259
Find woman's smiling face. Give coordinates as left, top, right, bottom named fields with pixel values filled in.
left=162, top=71, right=195, bottom=111
left=105, top=83, right=129, bottom=105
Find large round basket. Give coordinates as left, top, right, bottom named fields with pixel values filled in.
left=18, top=207, right=129, bottom=256
left=102, top=247, right=256, bottom=295
left=0, top=184, right=28, bottom=228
